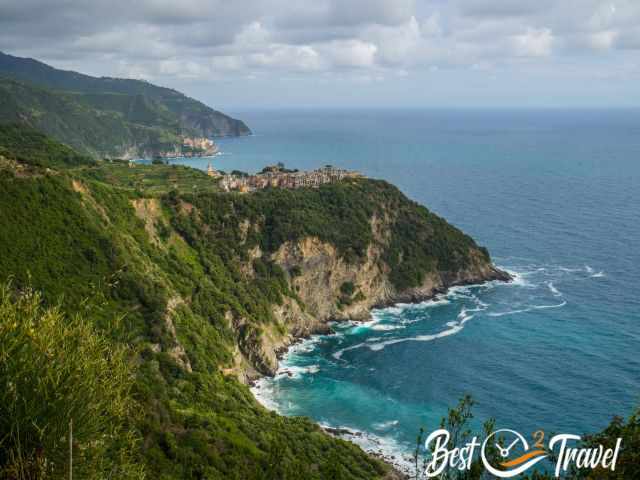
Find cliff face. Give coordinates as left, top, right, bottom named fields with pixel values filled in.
left=238, top=213, right=510, bottom=378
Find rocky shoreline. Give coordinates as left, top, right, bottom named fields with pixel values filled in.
left=249, top=268, right=511, bottom=478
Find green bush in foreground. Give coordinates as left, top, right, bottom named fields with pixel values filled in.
left=0, top=283, right=144, bottom=480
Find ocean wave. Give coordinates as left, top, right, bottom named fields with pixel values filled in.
left=372, top=420, right=400, bottom=430
left=547, top=281, right=562, bottom=297
left=250, top=380, right=280, bottom=411
left=487, top=307, right=532, bottom=318
left=457, top=307, right=474, bottom=325
left=591, top=271, right=606, bottom=278
left=559, top=266, right=583, bottom=273
left=371, top=323, right=404, bottom=331
left=367, top=323, right=465, bottom=352
left=371, top=296, right=451, bottom=318
left=276, top=364, right=320, bottom=379
left=333, top=342, right=367, bottom=360
left=533, top=301, right=567, bottom=310
left=488, top=301, right=567, bottom=317
left=507, top=269, right=538, bottom=288
left=318, top=422, right=415, bottom=475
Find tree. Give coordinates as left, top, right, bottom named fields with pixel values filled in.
left=416, top=395, right=501, bottom=480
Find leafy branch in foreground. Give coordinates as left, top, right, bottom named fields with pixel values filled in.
left=414, top=396, right=501, bottom=480
left=0, top=282, right=145, bottom=480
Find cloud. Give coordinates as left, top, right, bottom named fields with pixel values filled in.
left=513, top=28, right=554, bottom=57
left=320, top=39, right=378, bottom=68
left=459, top=0, right=554, bottom=18
left=0, top=0, right=639, bottom=102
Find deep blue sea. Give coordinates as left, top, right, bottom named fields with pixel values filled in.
left=172, top=109, right=640, bottom=471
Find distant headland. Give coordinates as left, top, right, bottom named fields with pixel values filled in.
left=0, top=51, right=250, bottom=160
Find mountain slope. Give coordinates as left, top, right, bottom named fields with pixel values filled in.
left=0, top=125, right=508, bottom=479
left=0, top=78, right=184, bottom=158
left=0, top=52, right=250, bottom=158
left=0, top=51, right=250, bottom=138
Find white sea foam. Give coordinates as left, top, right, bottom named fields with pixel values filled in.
left=501, top=268, right=533, bottom=287
left=371, top=296, right=450, bottom=318
left=488, top=301, right=567, bottom=317
left=591, top=271, right=606, bottom=278
left=559, top=266, right=583, bottom=273
left=276, top=364, right=321, bottom=379
left=457, top=307, right=474, bottom=325
left=487, top=308, right=532, bottom=318
left=250, top=379, right=280, bottom=411
left=372, top=420, right=400, bottom=430
left=585, top=265, right=594, bottom=274
left=319, top=422, right=415, bottom=475
left=547, top=281, right=562, bottom=297
left=333, top=342, right=367, bottom=360
left=533, top=301, right=567, bottom=310
left=367, top=324, right=465, bottom=352
left=371, top=323, right=403, bottom=331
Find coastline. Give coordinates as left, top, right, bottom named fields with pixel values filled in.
left=249, top=271, right=513, bottom=478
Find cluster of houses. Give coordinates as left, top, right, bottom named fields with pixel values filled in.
left=208, top=163, right=363, bottom=192
left=180, top=137, right=218, bottom=157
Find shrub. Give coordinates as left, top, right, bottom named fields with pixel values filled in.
left=0, top=283, right=145, bottom=480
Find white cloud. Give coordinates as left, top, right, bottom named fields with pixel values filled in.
left=1, top=0, right=640, bottom=90
left=321, top=39, right=378, bottom=68
left=513, top=28, right=554, bottom=57
left=247, top=44, right=321, bottom=71
left=367, top=16, right=421, bottom=65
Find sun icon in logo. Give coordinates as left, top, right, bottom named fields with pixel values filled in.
left=481, top=429, right=548, bottom=478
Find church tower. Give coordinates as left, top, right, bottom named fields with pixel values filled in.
left=207, top=161, right=217, bottom=177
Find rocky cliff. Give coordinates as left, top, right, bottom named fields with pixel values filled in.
left=244, top=233, right=509, bottom=377
left=185, top=183, right=511, bottom=379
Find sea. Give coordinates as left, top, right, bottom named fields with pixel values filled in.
left=169, top=109, right=640, bottom=473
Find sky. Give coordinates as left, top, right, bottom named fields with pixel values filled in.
left=1, top=0, right=639, bottom=109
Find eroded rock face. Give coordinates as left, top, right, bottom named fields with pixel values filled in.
left=240, top=215, right=510, bottom=379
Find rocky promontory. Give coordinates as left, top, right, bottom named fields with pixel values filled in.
left=166, top=178, right=511, bottom=379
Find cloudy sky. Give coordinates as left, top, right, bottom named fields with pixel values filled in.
left=1, top=0, right=639, bottom=109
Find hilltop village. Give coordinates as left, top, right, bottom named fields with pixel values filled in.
left=207, top=162, right=363, bottom=192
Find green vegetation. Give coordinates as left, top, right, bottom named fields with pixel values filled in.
left=0, top=123, right=94, bottom=168
left=0, top=51, right=250, bottom=160
left=341, top=281, right=356, bottom=296
left=80, top=162, right=222, bottom=195
left=0, top=77, right=182, bottom=158
left=0, top=284, right=144, bottom=480
left=0, top=126, right=388, bottom=479
left=414, top=396, right=640, bottom=480
left=414, top=395, right=500, bottom=479
left=176, top=178, right=487, bottom=290
left=1, top=123, right=635, bottom=480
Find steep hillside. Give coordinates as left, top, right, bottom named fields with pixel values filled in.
left=165, top=182, right=509, bottom=376
left=0, top=79, right=183, bottom=158
left=0, top=125, right=507, bottom=479
left=0, top=51, right=251, bottom=138
left=0, top=52, right=250, bottom=159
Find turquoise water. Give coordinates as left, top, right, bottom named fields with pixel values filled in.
left=173, top=109, right=640, bottom=469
